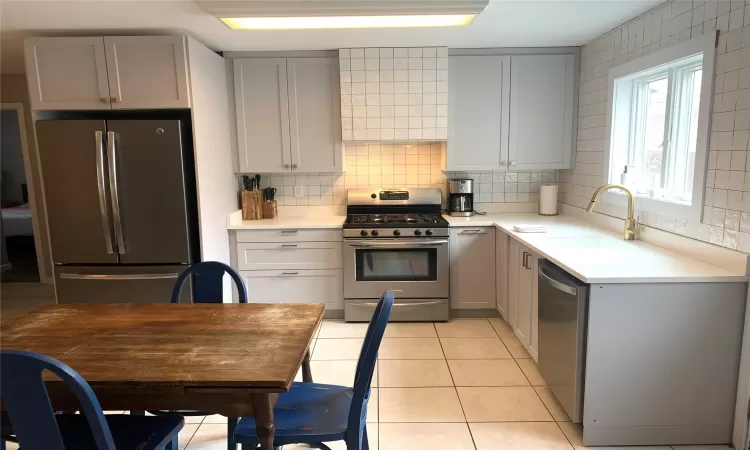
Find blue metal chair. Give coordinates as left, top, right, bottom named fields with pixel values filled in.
left=171, top=261, right=248, bottom=304
left=159, top=261, right=248, bottom=450
left=0, top=350, right=183, bottom=450
left=234, top=290, right=395, bottom=450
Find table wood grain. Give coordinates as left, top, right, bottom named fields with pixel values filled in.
left=0, top=303, right=324, bottom=450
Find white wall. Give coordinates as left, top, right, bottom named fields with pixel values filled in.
left=561, top=0, right=750, bottom=253
left=561, top=1, right=750, bottom=447
left=0, top=110, right=26, bottom=203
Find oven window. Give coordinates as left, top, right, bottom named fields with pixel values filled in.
left=355, top=248, right=437, bottom=282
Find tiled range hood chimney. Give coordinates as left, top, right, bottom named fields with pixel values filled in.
left=339, top=47, right=448, bottom=142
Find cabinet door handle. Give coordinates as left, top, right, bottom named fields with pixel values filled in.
left=291, top=164, right=298, bottom=169
left=283, top=164, right=291, bottom=169
left=521, top=251, right=529, bottom=269
left=523, top=252, right=531, bottom=269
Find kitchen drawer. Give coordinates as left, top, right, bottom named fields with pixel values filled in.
left=237, top=242, right=343, bottom=270
left=241, top=269, right=344, bottom=310
left=236, top=229, right=341, bottom=243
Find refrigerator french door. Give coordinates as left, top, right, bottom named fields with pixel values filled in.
left=36, top=120, right=195, bottom=304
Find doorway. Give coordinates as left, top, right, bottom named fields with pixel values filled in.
left=1, top=104, right=44, bottom=283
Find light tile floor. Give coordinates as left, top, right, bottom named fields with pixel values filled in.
left=2, top=317, right=736, bottom=450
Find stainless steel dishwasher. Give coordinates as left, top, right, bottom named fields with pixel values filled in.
left=538, top=259, right=589, bottom=424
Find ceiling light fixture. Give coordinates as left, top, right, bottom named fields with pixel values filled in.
left=197, top=1, right=488, bottom=30
left=221, top=14, right=476, bottom=30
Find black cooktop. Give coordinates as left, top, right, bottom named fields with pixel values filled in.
left=345, top=213, right=449, bottom=228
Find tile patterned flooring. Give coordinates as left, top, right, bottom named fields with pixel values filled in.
left=0, top=300, right=735, bottom=449
left=140, top=318, right=735, bottom=449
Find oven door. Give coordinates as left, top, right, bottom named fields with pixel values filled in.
left=343, top=238, right=449, bottom=299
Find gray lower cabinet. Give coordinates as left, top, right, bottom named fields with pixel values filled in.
left=450, top=228, right=496, bottom=310
left=233, top=56, right=343, bottom=174
left=24, top=36, right=190, bottom=110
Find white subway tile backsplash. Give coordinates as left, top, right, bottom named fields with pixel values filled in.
left=561, top=0, right=750, bottom=252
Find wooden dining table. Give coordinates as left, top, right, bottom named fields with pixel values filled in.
left=0, top=302, right=324, bottom=450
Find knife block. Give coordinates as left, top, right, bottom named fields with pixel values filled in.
left=241, top=191, right=263, bottom=220
left=262, top=201, right=277, bottom=219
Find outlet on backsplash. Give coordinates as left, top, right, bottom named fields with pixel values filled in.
left=294, top=186, right=305, bottom=198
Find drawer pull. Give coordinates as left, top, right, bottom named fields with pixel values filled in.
left=281, top=230, right=298, bottom=234
left=280, top=244, right=298, bottom=248
left=280, top=271, right=299, bottom=276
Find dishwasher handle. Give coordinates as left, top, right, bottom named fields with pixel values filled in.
left=539, top=267, right=578, bottom=296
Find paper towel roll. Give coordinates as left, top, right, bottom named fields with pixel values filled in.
left=539, top=184, right=559, bottom=216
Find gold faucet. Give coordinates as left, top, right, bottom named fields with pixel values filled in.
left=586, top=184, right=638, bottom=241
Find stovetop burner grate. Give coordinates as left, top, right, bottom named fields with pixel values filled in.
left=345, top=213, right=448, bottom=228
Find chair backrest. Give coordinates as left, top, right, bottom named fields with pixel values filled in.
left=0, top=350, right=115, bottom=450
left=346, top=291, right=394, bottom=436
left=171, top=261, right=248, bottom=304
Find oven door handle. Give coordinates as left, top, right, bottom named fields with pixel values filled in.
left=352, top=300, right=443, bottom=307
left=346, top=239, right=449, bottom=247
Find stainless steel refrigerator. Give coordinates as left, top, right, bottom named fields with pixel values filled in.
left=37, top=119, right=197, bottom=304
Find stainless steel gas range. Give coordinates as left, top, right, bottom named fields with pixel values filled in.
left=343, top=188, right=450, bottom=322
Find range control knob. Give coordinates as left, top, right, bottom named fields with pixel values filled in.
left=371, top=193, right=377, bottom=199
left=414, top=230, right=422, bottom=236
left=393, top=230, right=401, bottom=237
left=360, top=230, right=368, bottom=237
left=425, top=229, right=433, bottom=236
left=371, top=230, right=379, bottom=237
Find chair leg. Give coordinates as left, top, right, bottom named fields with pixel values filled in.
left=227, top=417, right=238, bottom=450
left=165, top=437, right=178, bottom=450
left=362, top=424, right=370, bottom=450
left=1, top=438, right=6, bottom=450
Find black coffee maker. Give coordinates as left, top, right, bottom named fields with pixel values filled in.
left=448, top=179, right=474, bottom=217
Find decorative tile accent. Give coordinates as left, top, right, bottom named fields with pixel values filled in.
left=561, top=0, right=750, bottom=252
left=340, top=48, right=449, bottom=141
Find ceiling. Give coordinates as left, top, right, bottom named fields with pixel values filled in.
left=0, top=0, right=663, bottom=74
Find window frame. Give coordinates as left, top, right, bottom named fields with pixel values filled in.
left=602, top=32, right=716, bottom=222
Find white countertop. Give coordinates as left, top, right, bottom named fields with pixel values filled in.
left=226, top=210, right=346, bottom=230
left=445, top=213, right=749, bottom=284
left=226, top=210, right=747, bottom=283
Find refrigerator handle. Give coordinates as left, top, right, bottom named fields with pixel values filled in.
left=106, top=131, right=126, bottom=254
left=95, top=131, right=114, bottom=254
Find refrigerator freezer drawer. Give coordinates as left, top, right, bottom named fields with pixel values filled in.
left=55, top=265, right=192, bottom=304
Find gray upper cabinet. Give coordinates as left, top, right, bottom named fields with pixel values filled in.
left=234, top=58, right=291, bottom=173
left=287, top=58, right=343, bottom=172
left=25, top=37, right=112, bottom=110
left=24, top=36, right=190, bottom=111
left=234, top=56, right=342, bottom=174
left=509, top=54, right=575, bottom=170
left=103, top=36, right=190, bottom=109
left=447, top=55, right=510, bottom=171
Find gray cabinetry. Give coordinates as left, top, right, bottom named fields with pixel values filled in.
left=25, top=36, right=190, bottom=110
left=103, top=36, right=190, bottom=109
left=509, top=54, right=575, bottom=170
left=25, top=37, right=111, bottom=110
left=450, top=228, right=496, bottom=310
left=233, top=56, right=342, bottom=174
left=447, top=55, right=510, bottom=171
